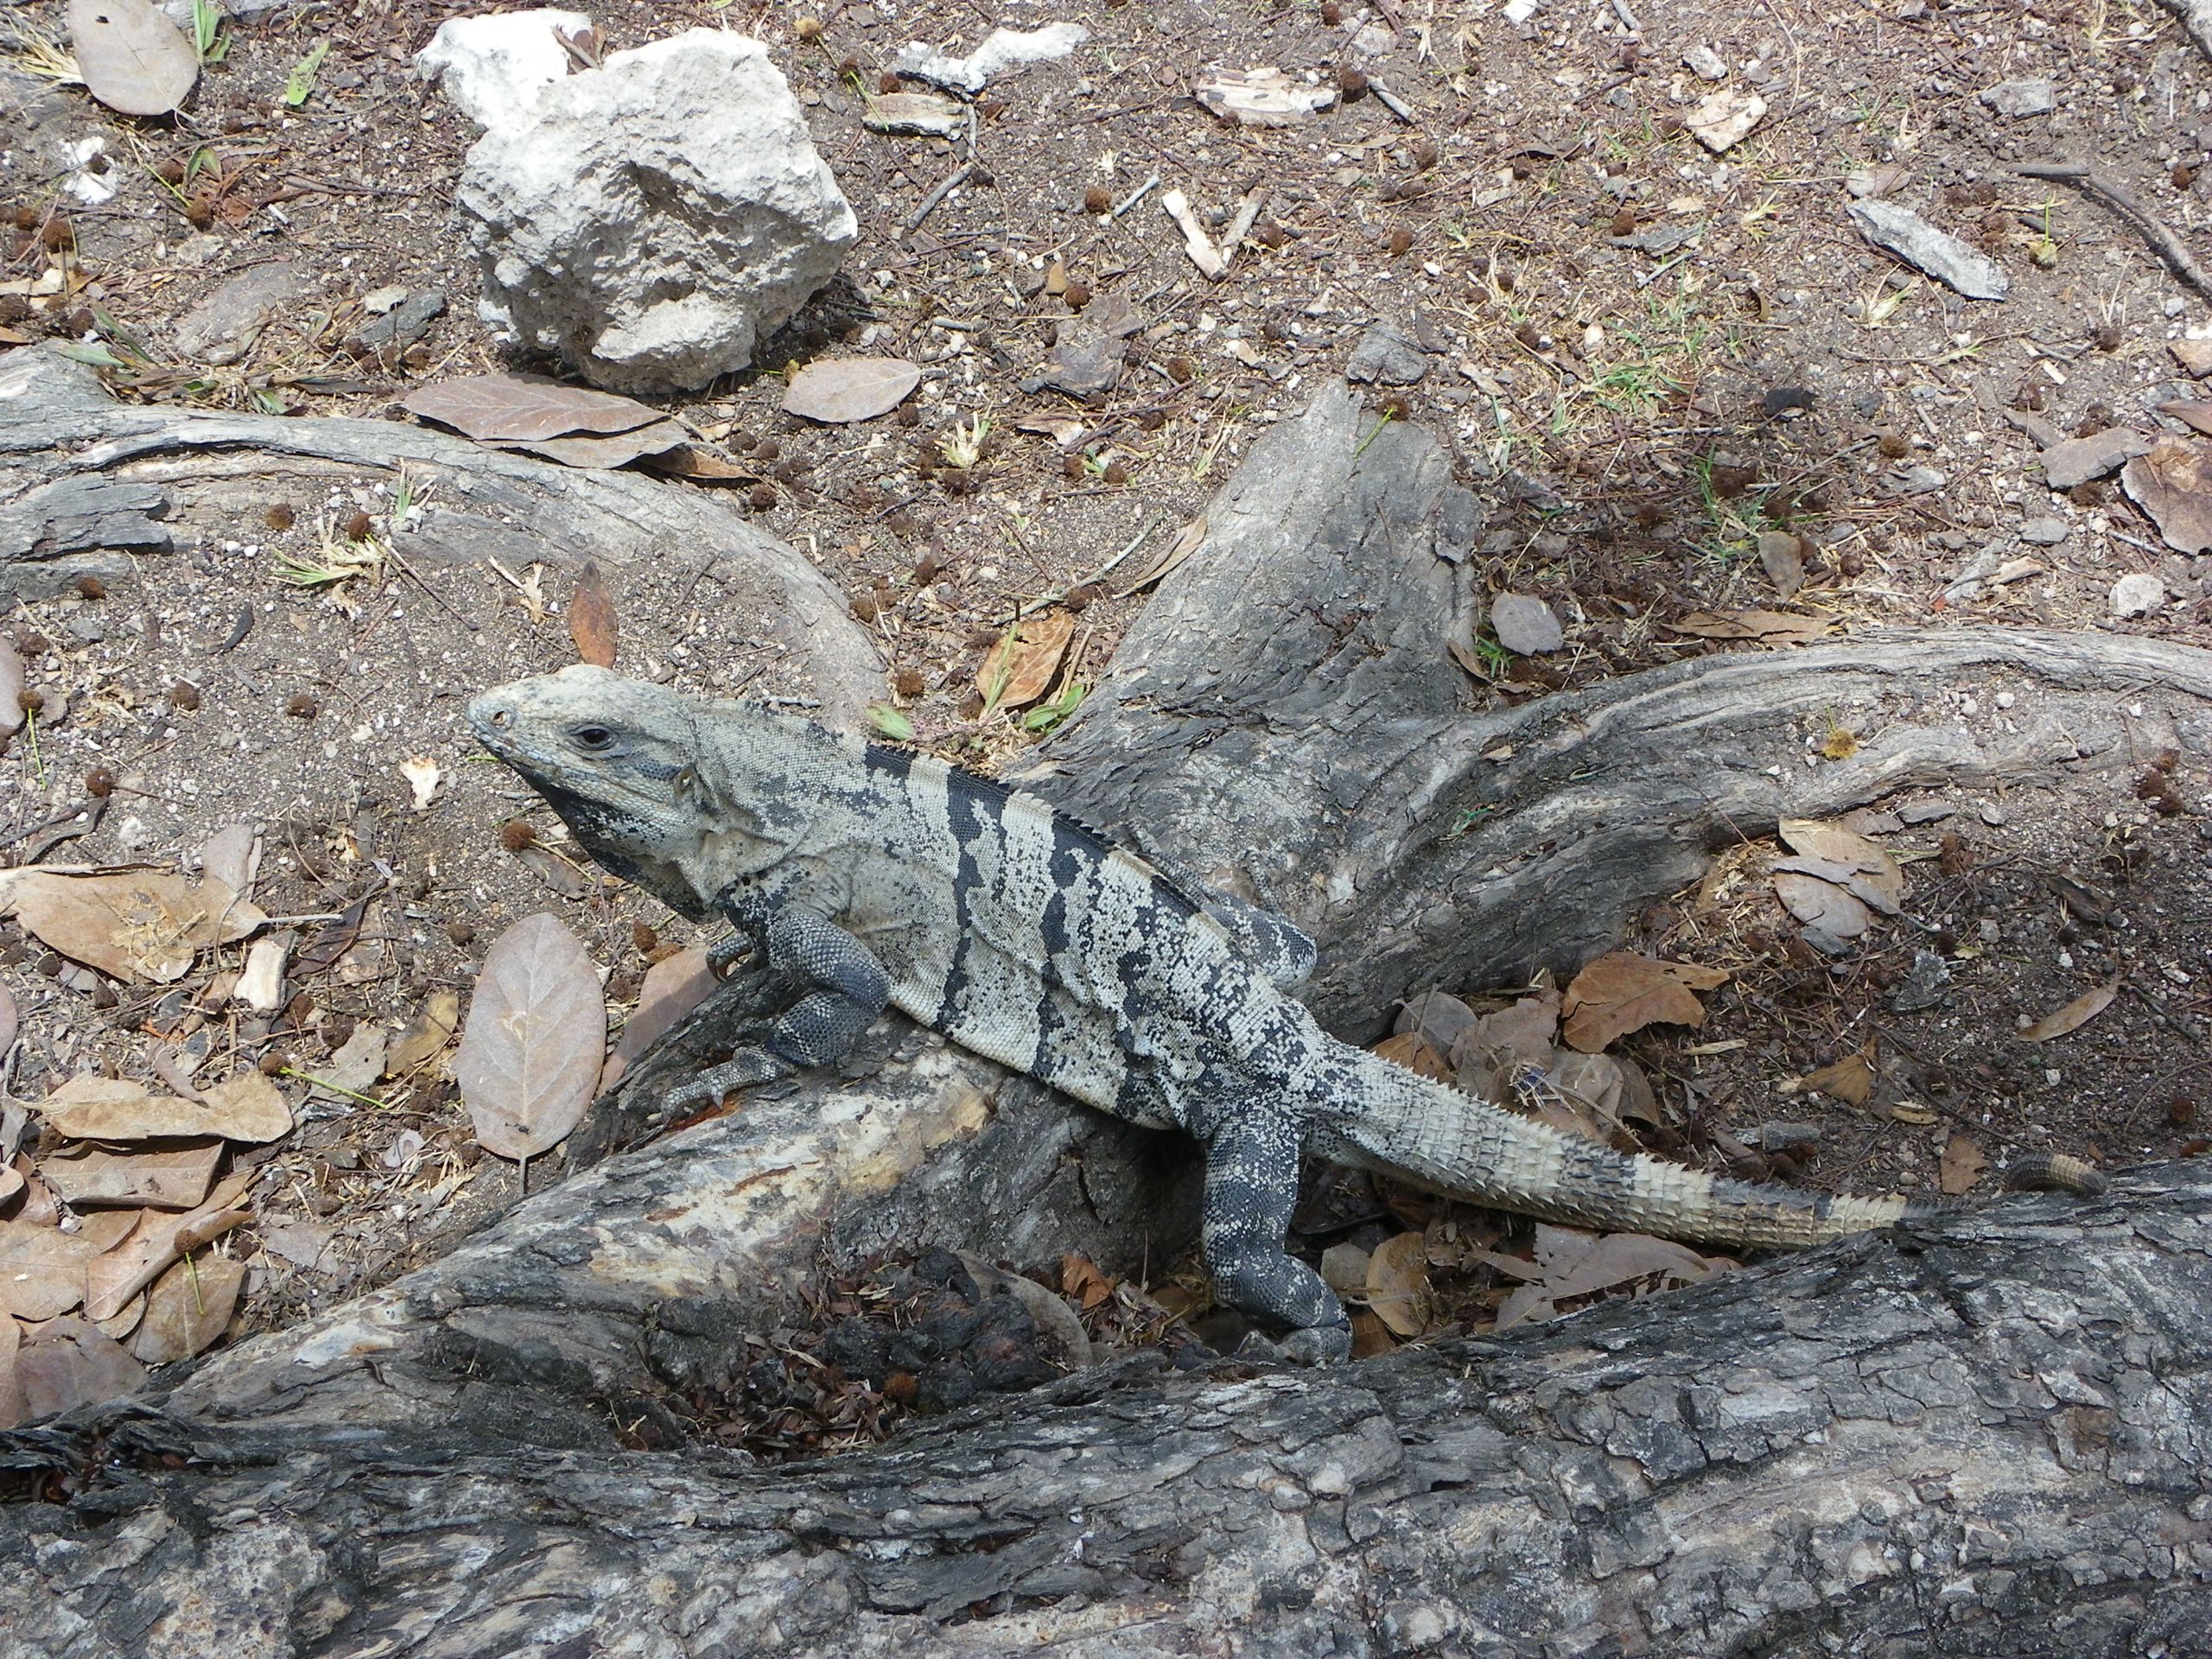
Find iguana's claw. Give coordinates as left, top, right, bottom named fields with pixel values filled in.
left=664, top=1046, right=798, bottom=1116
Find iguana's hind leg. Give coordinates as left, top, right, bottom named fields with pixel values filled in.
left=671, top=907, right=891, bottom=1114
left=1198, top=1100, right=1351, bottom=1364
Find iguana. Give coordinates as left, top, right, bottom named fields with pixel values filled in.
left=468, top=666, right=1974, bottom=1362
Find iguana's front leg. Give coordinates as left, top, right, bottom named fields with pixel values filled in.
left=669, top=894, right=891, bottom=1115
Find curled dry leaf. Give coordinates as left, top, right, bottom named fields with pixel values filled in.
left=2120, top=438, right=2212, bottom=556
left=85, top=1169, right=252, bottom=1322
left=40, top=1141, right=224, bottom=1210
left=977, top=613, right=1075, bottom=711
left=39, top=1070, right=290, bottom=1143
left=781, top=357, right=923, bottom=424
left=1560, top=952, right=1729, bottom=1053
left=2020, top=980, right=2119, bottom=1042
left=1939, top=1131, right=1989, bottom=1196
left=0, top=868, right=265, bottom=984
left=603, top=947, right=717, bottom=1087
left=1372, top=1031, right=1452, bottom=1083
left=1059, top=1251, right=1116, bottom=1313
left=492, top=422, right=689, bottom=469
left=70, top=0, right=199, bottom=118
left=1494, top=1226, right=1727, bottom=1329
left=1663, top=609, right=1837, bottom=644
left=1365, top=1231, right=1433, bottom=1338
left=1395, top=989, right=1478, bottom=1054
left=453, top=912, right=607, bottom=1162
left=1772, top=871, right=1872, bottom=938
left=0, top=1218, right=104, bottom=1320
left=569, top=561, right=619, bottom=669
left=130, top=1253, right=247, bottom=1365
left=1789, top=1050, right=1876, bottom=1107
left=386, top=988, right=462, bottom=1078
left=10, top=1316, right=148, bottom=1427
left=1777, top=818, right=1904, bottom=913
left=401, top=373, right=662, bottom=442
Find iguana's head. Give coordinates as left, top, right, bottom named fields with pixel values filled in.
left=467, top=665, right=814, bottom=920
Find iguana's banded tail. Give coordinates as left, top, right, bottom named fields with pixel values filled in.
left=1319, top=1046, right=1936, bottom=1248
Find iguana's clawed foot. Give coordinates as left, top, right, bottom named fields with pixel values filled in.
left=705, top=933, right=755, bottom=976
left=1234, top=1321, right=1352, bottom=1367
left=664, top=1046, right=797, bottom=1116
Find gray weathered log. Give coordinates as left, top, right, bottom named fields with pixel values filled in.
left=5, top=1167, right=2207, bottom=1656
left=0, top=346, right=881, bottom=721
left=1016, top=385, right=2212, bottom=1035
left=4, top=378, right=2211, bottom=1657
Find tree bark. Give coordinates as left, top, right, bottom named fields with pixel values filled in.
left=5, top=372, right=2210, bottom=1658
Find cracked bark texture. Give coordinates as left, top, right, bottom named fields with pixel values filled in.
left=4, top=378, right=2211, bottom=1657
left=5, top=1169, right=2207, bottom=1657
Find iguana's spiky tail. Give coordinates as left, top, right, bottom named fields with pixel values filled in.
left=1318, top=1046, right=1942, bottom=1249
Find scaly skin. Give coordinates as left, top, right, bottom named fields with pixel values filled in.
left=471, top=665, right=1950, bottom=1362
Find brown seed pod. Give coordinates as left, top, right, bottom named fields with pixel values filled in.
left=286, top=691, right=320, bottom=719
left=341, top=509, right=373, bottom=541
left=168, top=682, right=201, bottom=711
left=893, top=667, right=926, bottom=699
left=1083, top=185, right=1111, bottom=214
left=84, top=766, right=117, bottom=798
left=498, top=819, right=537, bottom=852
left=747, top=483, right=779, bottom=511
left=264, top=502, right=296, bottom=531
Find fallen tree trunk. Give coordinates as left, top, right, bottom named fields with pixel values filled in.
left=4, top=377, right=2209, bottom=1657
left=5, top=1166, right=2207, bottom=1656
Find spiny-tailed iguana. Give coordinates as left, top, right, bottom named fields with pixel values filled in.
left=470, top=666, right=1980, bottom=1362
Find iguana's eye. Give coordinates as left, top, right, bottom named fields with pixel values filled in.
left=573, top=725, right=615, bottom=751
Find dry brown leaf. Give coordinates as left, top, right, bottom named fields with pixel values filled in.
left=0, top=1219, right=102, bottom=1320
left=2120, top=438, right=2212, bottom=556
left=1451, top=991, right=1561, bottom=1074
left=781, top=357, right=923, bottom=424
left=130, top=1253, right=247, bottom=1365
left=1365, top=1231, right=1433, bottom=1338
left=1349, top=1311, right=1397, bottom=1358
left=639, top=443, right=761, bottom=483
left=1795, top=1051, right=1875, bottom=1106
left=491, top=421, right=689, bottom=469
left=1560, top=953, right=1729, bottom=1052
left=10, top=1315, right=148, bottom=1425
left=1373, top=1031, right=1452, bottom=1082
left=84, top=1170, right=251, bottom=1323
left=603, top=948, right=717, bottom=1087
left=1777, top=818, right=1905, bottom=913
left=977, top=613, right=1076, bottom=710
left=1771, top=871, right=1872, bottom=938
left=40, top=1141, right=224, bottom=1210
left=1059, top=1252, right=1116, bottom=1312
left=1319, top=1242, right=1371, bottom=1292
left=70, top=0, right=198, bottom=118
left=307, top=1025, right=385, bottom=1101
left=387, top=988, right=462, bottom=1079
left=453, top=912, right=607, bottom=1162
left=1545, top=1232, right=1725, bottom=1300
left=2020, top=980, right=2120, bottom=1042
left=40, top=1071, right=289, bottom=1143
left=1663, top=608, right=1837, bottom=644
left=0, top=868, right=264, bottom=984
left=401, top=373, right=662, bottom=442
left=0, top=982, right=15, bottom=1056
left=569, top=561, right=619, bottom=669
left=1939, top=1132, right=1988, bottom=1196
left=1395, top=989, right=1478, bottom=1055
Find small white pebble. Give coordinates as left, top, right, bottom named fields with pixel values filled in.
left=1995, top=691, right=2015, bottom=709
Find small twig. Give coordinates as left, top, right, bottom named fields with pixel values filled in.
left=903, top=162, right=975, bottom=238
left=1109, top=172, right=1160, bottom=220
left=1217, top=189, right=1268, bottom=265
left=1365, top=75, right=1416, bottom=124
left=2015, top=161, right=2212, bottom=302
left=1610, top=0, right=1642, bottom=28
left=1161, top=188, right=1225, bottom=280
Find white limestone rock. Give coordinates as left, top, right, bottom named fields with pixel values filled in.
left=455, top=29, right=858, bottom=393
left=415, top=9, right=594, bottom=130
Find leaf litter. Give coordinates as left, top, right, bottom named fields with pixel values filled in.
left=453, top=912, right=608, bottom=1161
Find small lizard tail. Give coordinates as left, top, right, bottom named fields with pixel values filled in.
left=1323, top=1048, right=1948, bottom=1249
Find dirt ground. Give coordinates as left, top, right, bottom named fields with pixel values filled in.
left=2, top=0, right=2208, bottom=1417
